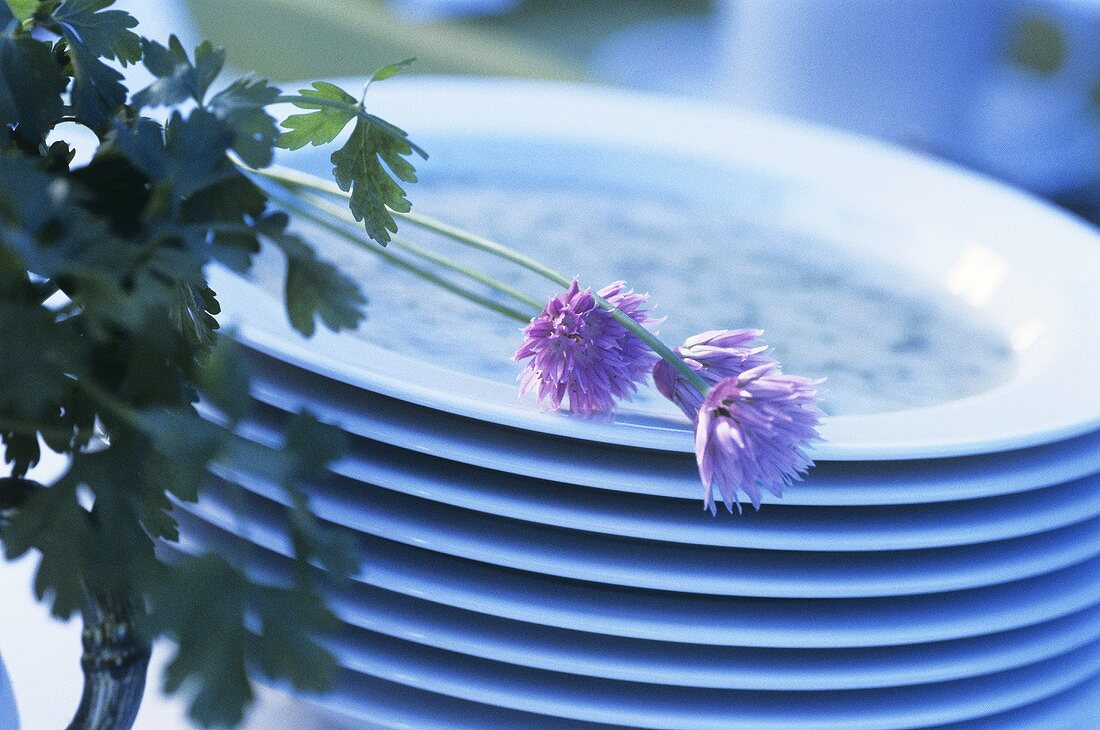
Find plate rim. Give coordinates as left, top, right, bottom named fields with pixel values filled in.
left=237, top=370, right=1100, bottom=506
left=176, top=504, right=1100, bottom=649
left=206, top=469, right=1100, bottom=599
left=217, top=76, right=1100, bottom=459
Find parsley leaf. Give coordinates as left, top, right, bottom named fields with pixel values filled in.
left=208, top=76, right=281, bottom=168
left=369, top=57, right=416, bottom=83
left=144, top=410, right=225, bottom=503
left=252, top=585, right=338, bottom=692
left=256, top=212, right=366, bottom=336
left=277, top=66, right=426, bottom=245
left=171, top=279, right=221, bottom=351
left=63, top=43, right=127, bottom=131
left=48, top=0, right=141, bottom=63
left=2, top=479, right=96, bottom=619
left=0, top=431, right=39, bottom=478
left=65, top=443, right=162, bottom=595
left=276, top=81, right=356, bottom=151
left=194, top=337, right=251, bottom=424
left=151, top=548, right=341, bottom=728
left=114, top=109, right=235, bottom=198
left=0, top=27, right=67, bottom=144
left=152, top=554, right=254, bottom=728
left=45, top=0, right=141, bottom=132
left=280, top=413, right=358, bottom=580
left=176, top=172, right=267, bottom=272
left=0, top=3, right=424, bottom=724
left=282, top=249, right=365, bottom=336
left=132, top=35, right=224, bottom=109
left=161, top=110, right=237, bottom=196
left=331, top=111, right=425, bottom=244
left=0, top=302, right=86, bottom=420
left=1009, top=15, right=1066, bottom=76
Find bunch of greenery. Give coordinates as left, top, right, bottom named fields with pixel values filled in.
left=0, top=1, right=427, bottom=726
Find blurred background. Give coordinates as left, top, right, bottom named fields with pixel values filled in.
left=142, top=0, right=1100, bottom=218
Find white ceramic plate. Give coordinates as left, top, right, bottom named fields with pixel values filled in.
left=204, top=472, right=1100, bottom=598
left=240, top=355, right=1100, bottom=505
left=165, top=528, right=1100, bottom=727
left=318, top=630, right=1100, bottom=730
left=165, top=522, right=1100, bottom=729
left=224, top=404, right=1100, bottom=549
left=173, top=507, right=1100, bottom=649
left=238, top=400, right=1100, bottom=507
left=275, top=667, right=1100, bottom=730
left=214, top=77, right=1100, bottom=460
left=322, top=601, right=1100, bottom=697
left=161, top=526, right=1100, bottom=691
left=219, top=421, right=1100, bottom=550
left=941, top=672, right=1100, bottom=730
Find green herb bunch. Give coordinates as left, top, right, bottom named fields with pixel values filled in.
left=0, top=1, right=426, bottom=725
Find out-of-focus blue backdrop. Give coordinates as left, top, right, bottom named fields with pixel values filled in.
left=143, top=0, right=1100, bottom=222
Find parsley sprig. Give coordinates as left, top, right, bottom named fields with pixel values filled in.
left=3, top=3, right=701, bottom=727
left=0, top=1, right=429, bottom=726
left=276, top=60, right=427, bottom=244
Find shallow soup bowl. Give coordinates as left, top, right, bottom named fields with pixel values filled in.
left=213, top=77, right=1100, bottom=462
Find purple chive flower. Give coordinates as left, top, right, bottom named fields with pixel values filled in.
left=654, top=329, right=775, bottom=420
left=515, top=279, right=659, bottom=413
left=695, top=365, right=823, bottom=515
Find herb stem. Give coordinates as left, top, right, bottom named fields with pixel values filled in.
left=390, top=235, right=543, bottom=311
left=269, top=189, right=533, bottom=324
left=597, top=299, right=710, bottom=394
left=395, top=213, right=710, bottom=393
left=240, top=163, right=572, bottom=286
left=295, top=190, right=542, bottom=311
left=242, top=161, right=710, bottom=394
left=395, top=209, right=571, bottom=285
left=237, top=159, right=344, bottom=196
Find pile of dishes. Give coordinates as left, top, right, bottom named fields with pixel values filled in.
left=175, top=79, right=1100, bottom=728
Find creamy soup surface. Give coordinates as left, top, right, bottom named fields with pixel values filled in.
left=252, top=182, right=1014, bottom=416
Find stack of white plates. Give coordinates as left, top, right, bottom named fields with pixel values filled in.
left=177, top=79, right=1100, bottom=728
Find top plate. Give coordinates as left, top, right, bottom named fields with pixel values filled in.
left=214, top=77, right=1100, bottom=460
